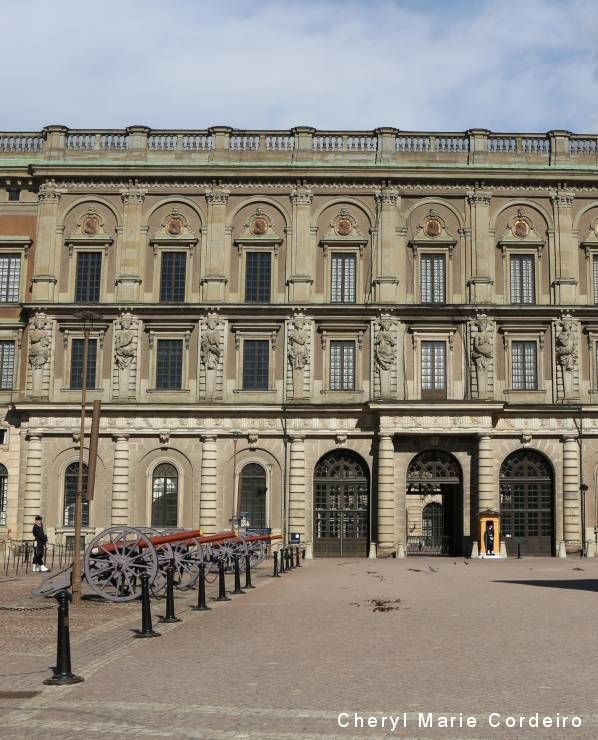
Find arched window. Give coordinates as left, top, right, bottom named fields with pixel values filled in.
left=152, top=463, right=178, bottom=528
left=0, top=464, right=7, bottom=526
left=239, top=463, right=267, bottom=529
left=64, top=462, right=89, bottom=527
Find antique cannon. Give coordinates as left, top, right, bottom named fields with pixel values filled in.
left=35, top=525, right=279, bottom=603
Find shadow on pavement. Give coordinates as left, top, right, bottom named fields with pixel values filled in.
left=493, top=579, right=598, bottom=592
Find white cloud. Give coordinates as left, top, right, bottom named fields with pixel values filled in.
left=1, top=0, right=597, bottom=133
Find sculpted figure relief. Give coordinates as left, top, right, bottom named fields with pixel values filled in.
left=28, top=314, right=51, bottom=369
left=555, top=317, right=578, bottom=372
left=287, top=317, right=310, bottom=371
left=374, top=319, right=397, bottom=398
left=201, top=319, right=222, bottom=399
left=114, top=314, right=137, bottom=370
left=471, top=316, right=495, bottom=399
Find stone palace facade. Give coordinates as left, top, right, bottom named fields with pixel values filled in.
left=1, top=125, right=598, bottom=557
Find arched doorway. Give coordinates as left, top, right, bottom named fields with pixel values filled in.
left=313, top=450, right=370, bottom=557
left=500, top=449, right=554, bottom=556
left=151, top=463, right=178, bottom=528
left=239, top=463, right=267, bottom=529
left=64, top=462, right=89, bottom=527
left=406, top=450, right=462, bottom=555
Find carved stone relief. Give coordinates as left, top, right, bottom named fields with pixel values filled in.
left=28, top=312, right=52, bottom=398
left=372, top=316, right=400, bottom=399
left=200, top=315, right=225, bottom=400
left=113, top=311, right=139, bottom=399
left=554, top=313, right=580, bottom=401
left=469, top=314, right=495, bottom=400
left=286, top=314, right=312, bottom=400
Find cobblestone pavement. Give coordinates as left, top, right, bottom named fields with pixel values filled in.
left=1, top=557, right=598, bottom=739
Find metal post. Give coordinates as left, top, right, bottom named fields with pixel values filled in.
left=44, top=591, right=84, bottom=684
left=517, top=542, right=521, bottom=559
left=244, top=552, right=255, bottom=589
left=232, top=553, right=245, bottom=595
left=286, top=547, right=293, bottom=571
left=134, top=573, right=161, bottom=638
left=272, top=550, right=280, bottom=577
left=192, top=562, right=211, bottom=611
left=160, top=564, right=181, bottom=623
left=295, top=547, right=301, bottom=567
left=216, top=560, right=230, bottom=601
left=279, top=547, right=285, bottom=574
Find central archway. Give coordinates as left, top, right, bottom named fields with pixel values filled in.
left=313, top=450, right=370, bottom=558
left=406, top=450, right=463, bottom=555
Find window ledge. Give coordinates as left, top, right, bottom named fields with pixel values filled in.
left=61, top=387, right=102, bottom=393
left=234, top=388, right=277, bottom=394
left=147, top=388, right=190, bottom=394
left=504, top=389, right=546, bottom=403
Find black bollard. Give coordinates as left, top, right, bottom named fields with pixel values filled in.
left=134, top=573, right=161, bottom=638
left=272, top=551, right=280, bottom=577
left=232, top=554, right=245, bottom=595
left=517, top=542, right=522, bottom=559
left=159, top=564, right=182, bottom=623
left=216, top=559, right=231, bottom=601
left=286, top=547, right=293, bottom=571
left=302, top=548, right=306, bottom=560
left=295, top=547, right=301, bottom=568
left=44, top=590, right=84, bottom=685
left=279, top=547, right=285, bottom=574
left=244, top=552, right=256, bottom=589
left=192, top=562, right=211, bottom=611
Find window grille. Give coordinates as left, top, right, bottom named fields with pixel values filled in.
left=421, top=341, right=446, bottom=395
left=0, top=341, right=15, bottom=390
left=512, top=341, right=537, bottom=390
left=331, top=254, right=356, bottom=303
left=510, top=255, right=535, bottom=304
left=0, top=464, right=6, bottom=526
left=239, top=463, right=267, bottom=528
left=7, top=189, right=20, bottom=202
left=421, top=254, right=445, bottom=303
left=152, top=463, right=178, bottom=528
left=63, top=462, right=89, bottom=527
left=245, top=252, right=271, bottom=303
left=70, top=339, right=97, bottom=389
left=330, top=341, right=355, bottom=390
left=242, top=339, right=269, bottom=390
left=0, top=255, right=20, bottom=302
left=75, top=252, right=102, bottom=302
left=160, top=252, right=186, bottom=302
left=156, top=339, right=183, bottom=390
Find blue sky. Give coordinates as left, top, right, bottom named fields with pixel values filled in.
left=2, top=0, right=597, bottom=133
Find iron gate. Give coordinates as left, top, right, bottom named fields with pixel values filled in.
left=313, top=451, right=369, bottom=557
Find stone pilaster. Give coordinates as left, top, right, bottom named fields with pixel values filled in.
left=199, top=435, right=218, bottom=532
left=287, top=187, right=313, bottom=301
left=551, top=191, right=578, bottom=304
left=466, top=190, right=494, bottom=303
left=111, top=434, right=130, bottom=525
left=31, top=181, right=60, bottom=302
left=562, top=435, right=581, bottom=552
left=23, top=432, right=43, bottom=534
left=116, top=186, right=145, bottom=301
left=377, top=434, right=395, bottom=553
left=288, top=435, right=306, bottom=541
left=201, top=190, right=229, bottom=301
left=477, top=435, right=496, bottom=512
left=372, top=188, right=400, bottom=303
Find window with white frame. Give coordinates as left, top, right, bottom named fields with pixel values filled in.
left=245, top=252, right=272, bottom=303
left=420, top=254, right=446, bottom=303
left=0, top=254, right=21, bottom=303
left=160, top=252, right=186, bottom=303
left=75, top=252, right=102, bottom=302
left=330, top=340, right=355, bottom=390
left=0, top=341, right=15, bottom=390
left=331, top=254, right=356, bottom=303
left=510, top=255, right=535, bottom=304
left=63, top=462, right=90, bottom=527
left=421, top=341, right=446, bottom=398
left=512, top=341, right=537, bottom=390
left=156, top=339, right=183, bottom=390
left=592, top=256, right=598, bottom=305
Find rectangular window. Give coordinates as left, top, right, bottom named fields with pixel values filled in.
left=160, top=252, right=186, bottom=303
left=0, top=255, right=20, bottom=302
left=245, top=252, right=271, bottom=303
left=0, top=471, right=6, bottom=526
left=510, top=255, right=535, bottom=304
left=8, top=189, right=20, bottom=202
left=331, top=254, right=356, bottom=303
left=0, top=341, right=15, bottom=390
left=421, top=341, right=446, bottom=398
left=156, top=339, right=183, bottom=390
left=70, top=339, right=97, bottom=389
left=329, top=341, right=355, bottom=390
left=75, top=252, right=102, bottom=303
left=421, top=254, right=446, bottom=303
left=593, top=255, right=598, bottom=304
left=512, top=341, right=537, bottom=390
left=242, top=339, right=269, bottom=390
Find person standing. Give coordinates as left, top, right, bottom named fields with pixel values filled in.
left=32, top=515, right=48, bottom=572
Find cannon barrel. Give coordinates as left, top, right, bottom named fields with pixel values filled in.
left=91, top=529, right=235, bottom=556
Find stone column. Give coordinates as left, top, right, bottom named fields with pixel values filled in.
left=31, top=182, right=60, bottom=302
left=288, top=187, right=313, bottom=301
left=199, top=435, right=218, bottom=533
left=562, top=435, right=581, bottom=551
left=466, top=190, right=494, bottom=303
left=116, top=186, right=145, bottom=301
left=201, top=190, right=229, bottom=301
left=111, top=434, right=130, bottom=525
left=373, top=188, right=400, bottom=303
left=477, top=435, right=496, bottom=512
left=377, top=434, right=395, bottom=554
left=23, top=432, right=43, bottom=536
left=552, top=191, right=578, bottom=304
left=288, top=435, right=306, bottom=541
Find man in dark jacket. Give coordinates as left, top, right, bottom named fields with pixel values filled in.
left=32, top=515, right=48, bottom=572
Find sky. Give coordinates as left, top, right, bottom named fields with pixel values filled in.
left=1, top=0, right=597, bottom=133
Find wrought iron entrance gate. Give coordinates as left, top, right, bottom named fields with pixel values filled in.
left=313, top=451, right=369, bottom=557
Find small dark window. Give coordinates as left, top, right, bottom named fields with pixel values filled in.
left=245, top=252, right=271, bottom=303
left=75, top=252, right=102, bottom=303
left=64, top=462, right=90, bottom=527
left=242, top=339, right=269, bottom=390
left=160, top=252, right=186, bottom=303
left=156, top=339, right=183, bottom=390
left=70, top=339, right=97, bottom=389
left=8, top=189, right=20, bottom=202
